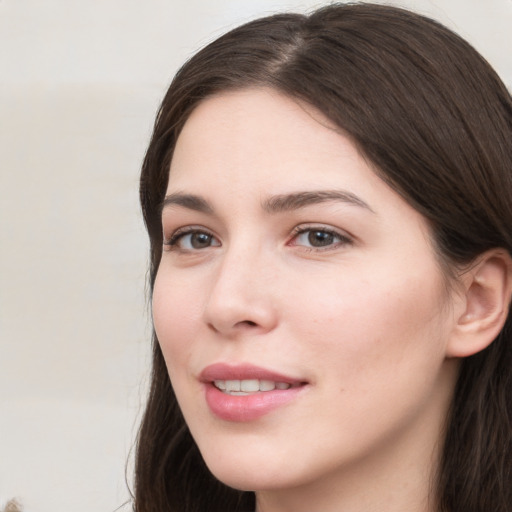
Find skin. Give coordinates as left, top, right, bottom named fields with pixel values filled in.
left=152, top=88, right=464, bottom=512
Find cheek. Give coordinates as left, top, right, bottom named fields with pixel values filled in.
left=279, top=265, right=454, bottom=466
left=152, top=269, right=210, bottom=425
left=288, top=264, right=450, bottom=381
left=152, top=269, right=202, bottom=372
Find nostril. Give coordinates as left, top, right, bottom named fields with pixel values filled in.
left=207, top=322, right=219, bottom=333
left=239, top=320, right=258, bottom=327
left=207, top=319, right=260, bottom=334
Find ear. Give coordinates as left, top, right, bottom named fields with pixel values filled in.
left=447, top=249, right=512, bottom=358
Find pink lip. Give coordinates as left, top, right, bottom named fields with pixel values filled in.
left=200, top=363, right=303, bottom=384
left=200, top=363, right=308, bottom=422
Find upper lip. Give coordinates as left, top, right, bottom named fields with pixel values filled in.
left=199, top=363, right=305, bottom=384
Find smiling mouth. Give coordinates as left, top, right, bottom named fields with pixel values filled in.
left=213, top=379, right=301, bottom=395
left=202, top=365, right=308, bottom=421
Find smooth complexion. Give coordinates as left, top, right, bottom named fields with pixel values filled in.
left=152, top=88, right=464, bottom=512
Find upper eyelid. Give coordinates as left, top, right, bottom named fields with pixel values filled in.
left=290, top=223, right=354, bottom=240
left=162, top=225, right=216, bottom=244
left=292, top=224, right=345, bottom=234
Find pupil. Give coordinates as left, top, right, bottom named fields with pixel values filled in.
left=308, top=231, right=333, bottom=247
left=191, top=233, right=211, bottom=248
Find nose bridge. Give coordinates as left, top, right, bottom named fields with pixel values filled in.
left=204, top=235, right=278, bottom=335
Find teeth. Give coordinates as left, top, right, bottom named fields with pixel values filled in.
left=225, top=380, right=241, bottom=392
left=241, top=379, right=259, bottom=392
left=213, top=379, right=292, bottom=394
left=259, top=380, right=276, bottom=391
left=214, top=380, right=226, bottom=390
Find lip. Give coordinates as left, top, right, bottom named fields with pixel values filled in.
left=200, top=362, right=303, bottom=384
left=200, top=363, right=308, bottom=422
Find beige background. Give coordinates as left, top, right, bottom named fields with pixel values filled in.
left=1, top=0, right=511, bottom=510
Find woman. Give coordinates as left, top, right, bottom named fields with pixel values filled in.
left=134, top=3, right=512, bottom=511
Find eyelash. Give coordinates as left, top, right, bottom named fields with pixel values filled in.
left=163, top=225, right=352, bottom=252
left=289, top=225, right=352, bottom=251
left=163, top=226, right=219, bottom=251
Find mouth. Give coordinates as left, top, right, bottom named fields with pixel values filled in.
left=199, top=363, right=309, bottom=421
left=212, top=378, right=301, bottom=395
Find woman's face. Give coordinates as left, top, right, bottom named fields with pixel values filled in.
left=153, top=88, right=461, bottom=502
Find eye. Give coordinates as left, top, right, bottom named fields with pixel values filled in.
left=164, top=228, right=221, bottom=251
left=290, top=226, right=351, bottom=250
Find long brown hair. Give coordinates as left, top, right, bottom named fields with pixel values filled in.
left=135, top=3, right=512, bottom=511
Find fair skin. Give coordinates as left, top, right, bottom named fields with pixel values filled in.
left=152, top=88, right=510, bottom=512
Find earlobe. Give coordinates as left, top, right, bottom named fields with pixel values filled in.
left=447, top=249, right=512, bottom=358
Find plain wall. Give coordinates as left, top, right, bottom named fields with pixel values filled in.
left=1, top=0, right=511, bottom=510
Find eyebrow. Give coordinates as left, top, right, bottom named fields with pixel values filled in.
left=161, top=189, right=374, bottom=215
left=262, top=190, right=374, bottom=214
left=161, top=192, right=214, bottom=214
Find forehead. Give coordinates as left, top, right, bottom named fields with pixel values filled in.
left=169, top=88, right=371, bottom=192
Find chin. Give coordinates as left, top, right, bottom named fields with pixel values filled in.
left=199, top=445, right=315, bottom=493
left=208, top=468, right=291, bottom=493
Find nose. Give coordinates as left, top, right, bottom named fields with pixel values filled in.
left=203, top=243, right=279, bottom=337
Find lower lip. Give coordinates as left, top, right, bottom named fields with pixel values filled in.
left=204, top=383, right=305, bottom=422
